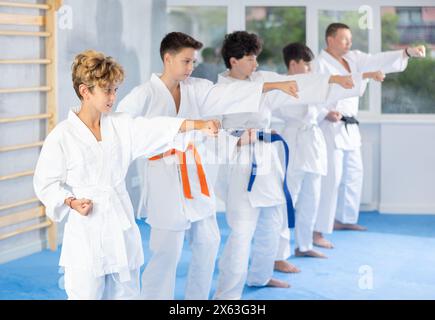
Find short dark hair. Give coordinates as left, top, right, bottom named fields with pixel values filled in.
left=325, top=23, right=350, bottom=42
left=160, top=32, right=203, bottom=61
left=221, top=31, right=262, bottom=69
left=282, top=43, right=314, bottom=70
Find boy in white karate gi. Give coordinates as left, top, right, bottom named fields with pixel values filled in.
left=312, top=23, right=426, bottom=248
left=273, top=43, right=383, bottom=263
left=33, top=50, right=220, bottom=300
left=117, top=32, right=299, bottom=300
left=213, top=31, right=358, bottom=299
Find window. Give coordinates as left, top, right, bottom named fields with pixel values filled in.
left=167, top=6, right=227, bottom=83
left=381, top=6, right=435, bottom=114
left=246, top=6, right=306, bottom=73
left=318, top=9, right=370, bottom=111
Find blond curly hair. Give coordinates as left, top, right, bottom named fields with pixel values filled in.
left=71, top=50, right=125, bottom=100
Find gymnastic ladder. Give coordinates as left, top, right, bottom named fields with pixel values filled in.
left=0, top=1, right=63, bottom=252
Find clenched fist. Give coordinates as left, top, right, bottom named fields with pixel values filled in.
left=330, top=75, right=354, bottom=89
left=363, top=71, right=386, bottom=82
left=237, top=128, right=258, bottom=146
left=277, top=80, right=299, bottom=98
left=326, top=111, right=342, bottom=123
left=199, top=119, right=221, bottom=137
left=406, top=45, right=426, bottom=58
left=71, top=198, right=93, bottom=216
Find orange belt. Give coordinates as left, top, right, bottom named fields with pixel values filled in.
left=149, top=144, right=210, bottom=200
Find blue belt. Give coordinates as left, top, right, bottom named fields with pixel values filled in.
left=247, top=131, right=295, bottom=228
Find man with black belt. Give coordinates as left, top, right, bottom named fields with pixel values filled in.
left=312, top=23, right=425, bottom=248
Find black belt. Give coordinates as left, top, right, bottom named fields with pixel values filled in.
left=340, top=116, right=359, bottom=133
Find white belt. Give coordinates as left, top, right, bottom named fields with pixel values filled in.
left=71, top=183, right=132, bottom=282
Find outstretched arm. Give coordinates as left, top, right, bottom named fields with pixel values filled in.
left=355, top=45, right=425, bottom=74
left=129, top=114, right=222, bottom=160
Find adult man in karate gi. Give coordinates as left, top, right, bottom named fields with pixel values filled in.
left=312, top=23, right=425, bottom=248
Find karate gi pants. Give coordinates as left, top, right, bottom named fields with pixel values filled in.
left=140, top=215, right=220, bottom=300
left=214, top=205, right=283, bottom=300
left=315, top=136, right=363, bottom=234
left=64, top=268, right=140, bottom=300
left=277, top=171, right=322, bottom=257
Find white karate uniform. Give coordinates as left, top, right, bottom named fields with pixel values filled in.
left=213, top=70, right=334, bottom=300
left=33, top=109, right=186, bottom=300
left=64, top=267, right=140, bottom=300
left=273, top=74, right=368, bottom=255
left=117, top=74, right=264, bottom=300
left=312, top=49, right=408, bottom=233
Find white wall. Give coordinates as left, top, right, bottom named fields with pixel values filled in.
left=360, top=123, right=381, bottom=211
left=360, top=120, right=435, bottom=214
left=380, top=122, right=435, bottom=214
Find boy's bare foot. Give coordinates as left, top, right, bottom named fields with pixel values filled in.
left=266, top=278, right=291, bottom=288
left=334, top=221, right=368, bottom=231
left=295, top=248, right=327, bottom=258
left=274, top=260, right=301, bottom=273
left=313, top=231, right=334, bottom=249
